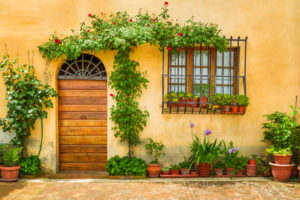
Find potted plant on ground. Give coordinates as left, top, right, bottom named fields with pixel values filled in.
left=170, top=164, right=180, bottom=175
left=0, top=146, right=22, bottom=181
left=161, top=167, right=170, bottom=175
left=179, top=158, right=192, bottom=175
left=214, top=160, right=225, bottom=176
left=234, top=156, right=248, bottom=176
left=145, top=138, right=165, bottom=178
left=224, top=144, right=239, bottom=175
left=219, top=94, right=233, bottom=113
left=190, top=127, right=224, bottom=177
left=246, top=154, right=258, bottom=177
left=262, top=106, right=299, bottom=182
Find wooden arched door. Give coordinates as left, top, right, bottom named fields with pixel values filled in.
left=58, top=54, right=107, bottom=171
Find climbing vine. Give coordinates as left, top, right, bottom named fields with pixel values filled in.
left=0, top=55, right=58, bottom=148
left=38, top=2, right=228, bottom=157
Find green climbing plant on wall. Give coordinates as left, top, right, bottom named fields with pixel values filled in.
left=0, top=55, right=58, bottom=149
left=38, top=2, right=228, bottom=158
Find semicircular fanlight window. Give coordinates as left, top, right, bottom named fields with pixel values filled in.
left=57, top=54, right=107, bottom=80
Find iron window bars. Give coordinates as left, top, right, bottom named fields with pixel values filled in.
left=58, top=54, right=107, bottom=80
left=162, top=37, right=248, bottom=114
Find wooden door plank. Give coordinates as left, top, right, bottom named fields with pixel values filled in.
left=59, top=90, right=106, bottom=97
left=60, top=153, right=107, bottom=163
left=58, top=80, right=107, bottom=90
left=60, top=136, right=107, bottom=145
left=59, top=112, right=107, bottom=120
left=59, top=120, right=107, bottom=127
left=59, top=163, right=106, bottom=171
left=60, top=145, right=107, bottom=153
left=59, top=97, right=107, bottom=105
left=58, top=105, right=107, bottom=112
left=59, top=127, right=107, bottom=136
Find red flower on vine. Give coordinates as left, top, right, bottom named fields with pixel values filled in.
left=113, top=22, right=116, bottom=25
left=172, top=35, right=174, bottom=37
left=93, top=37, right=97, bottom=40
left=130, top=19, right=133, bottom=22
left=55, top=39, right=61, bottom=44
left=168, top=47, right=172, bottom=51
left=88, top=13, right=92, bottom=17
left=177, top=49, right=181, bottom=52
left=147, top=24, right=150, bottom=27
left=177, top=33, right=183, bottom=36
left=87, top=29, right=90, bottom=32
left=153, top=19, right=156, bottom=23
left=165, top=1, right=168, bottom=5
left=110, top=93, right=114, bottom=97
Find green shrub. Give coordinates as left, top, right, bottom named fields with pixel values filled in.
left=145, top=138, right=165, bottom=164
left=19, top=155, right=41, bottom=175
left=2, top=146, right=22, bottom=167
left=106, top=155, right=147, bottom=176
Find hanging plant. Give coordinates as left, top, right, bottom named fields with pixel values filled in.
left=38, top=2, right=228, bottom=158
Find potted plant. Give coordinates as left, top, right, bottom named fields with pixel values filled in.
left=161, top=167, right=170, bottom=175
left=164, top=91, right=179, bottom=107
left=219, top=94, right=233, bottom=113
left=185, top=92, right=200, bottom=107
left=194, top=84, right=211, bottom=108
left=236, top=95, right=249, bottom=113
left=179, top=158, right=192, bottom=175
left=246, top=154, right=257, bottom=177
left=231, top=96, right=238, bottom=113
left=170, top=164, right=180, bottom=175
left=145, top=138, right=165, bottom=178
left=190, top=128, right=224, bottom=177
left=214, top=160, right=225, bottom=176
left=262, top=106, right=299, bottom=182
left=234, top=156, right=248, bottom=176
left=224, top=145, right=239, bottom=175
left=0, top=146, right=22, bottom=181
left=249, top=154, right=257, bottom=165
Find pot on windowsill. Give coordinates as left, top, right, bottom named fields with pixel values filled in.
left=269, top=162, right=294, bottom=182
left=200, top=97, right=208, bottom=108
left=214, top=168, right=223, bottom=176
left=238, top=106, right=246, bottom=113
left=198, top=163, right=211, bottom=177
left=273, top=154, right=292, bottom=164
left=178, top=98, right=199, bottom=108
left=226, top=168, right=235, bottom=175
left=0, top=165, right=21, bottom=182
left=222, top=105, right=231, bottom=113
left=147, top=164, right=162, bottom=178
left=232, top=106, right=238, bottom=113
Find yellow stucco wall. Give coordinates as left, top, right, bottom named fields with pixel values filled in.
left=0, top=0, right=299, bottom=173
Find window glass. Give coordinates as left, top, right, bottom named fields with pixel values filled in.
left=194, top=50, right=209, bottom=66
left=170, top=49, right=186, bottom=66
left=217, top=51, right=234, bottom=67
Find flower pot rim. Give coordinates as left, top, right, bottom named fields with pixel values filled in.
left=273, top=154, right=292, bottom=156
left=269, top=162, right=294, bottom=167
left=0, top=165, right=20, bottom=170
left=147, top=163, right=161, bottom=166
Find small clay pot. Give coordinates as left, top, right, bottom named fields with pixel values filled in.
left=198, top=163, right=211, bottom=177
left=180, top=168, right=190, bottom=175
left=170, top=169, right=180, bottom=175
left=214, top=168, right=223, bottom=176
left=269, top=162, right=294, bottom=182
left=0, top=165, right=21, bottom=182
left=273, top=154, right=292, bottom=164
left=236, top=170, right=244, bottom=176
left=222, top=106, right=231, bottom=113
left=190, top=170, right=198, bottom=175
left=147, top=164, right=162, bottom=178
left=246, top=164, right=257, bottom=177
left=238, top=106, right=245, bottom=113
left=200, top=97, right=208, bottom=108
left=226, top=168, right=235, bottom=175
left=231, top=106, right=238, bottom=113
left=161, top=170, right=170, bottom=175
left=249, top=159, right=256, bottom=165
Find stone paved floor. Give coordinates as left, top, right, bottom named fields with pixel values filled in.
left=0, top=179, right=299, bottom=200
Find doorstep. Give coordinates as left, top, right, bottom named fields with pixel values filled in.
left=21, top=171, right=109, bottom=179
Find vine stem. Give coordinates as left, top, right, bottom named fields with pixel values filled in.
left=37, top=116, right=43, bottom=157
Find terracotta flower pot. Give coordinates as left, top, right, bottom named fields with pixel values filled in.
left=269, top=162, right=294, bottom=182
left=246, top=164, right=257, bottom=177
left=214, top=168, right=223, bottom=176
left=147, top=164, right=162, bottom=178
left=226, top=168, right=235, bottom=175
left=200, top=97, right=208, bottom=108
left=249, top=159, right=256, bottom=165
left=190, top=170, right=198, bottom=175
left=232, top=106, right=238, bottom=113
left=180, top=168, right=190, bottom=175
left=161, top=170, right=170, bottom=175
left=236, top=170, right=244, bottom=176
left=222, top=106, right=231, bottom=113
left=0, top=165, right=21, bottom=182
left=198, top=163, right=211, bottom=177
left=170, top=168, right=180, bottom=175
left=290, top=166, right=298, bottom=178
left=238, top=106, right=246, bottom=113
left=273, top=154, right=292, bottom=164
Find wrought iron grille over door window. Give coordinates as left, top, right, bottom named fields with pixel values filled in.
left=162, top=37, right=248, bottom=114
left=58, top=54, right=107, bottom=80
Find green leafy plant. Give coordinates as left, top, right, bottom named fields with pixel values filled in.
left=0, top=144, right=7, bottom=164
left=0, top=55, right=58, bottom=148
left=171, top=164, right=180, bottom=170
left=105, top=155, right=147, bottom=176
left=214, top=160, right=225, bottom=169
left=262, top=106, right=300, bottom=155
left=145, top=138, right=165, bottom=164
left=219, top=94, right=233, bottom=106
left=178, top=158, right=192, bottom=169
left=236, top=95, right=249, bottom=106
left=224, top=143, right=239, bottom=168
left=164, top=91, right=179, bottom=102
left=19, top=155, right=41, bottom=175
left=38, top=2, right=228, bottom=158
left=162, top=167, right=169, bottom=172
left=2, top=146, right=23, bottom=167
left=234, top=156, right=249, bottom=174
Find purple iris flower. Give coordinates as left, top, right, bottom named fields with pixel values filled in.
left=233, top=147, right=238, bottom=152
left=190, top=123, right=194, bottom=128
left=205, top=129, right=211, bottom=135
left=228, top=149, right=233, bottom=154
left=233, top=102, right=237, bottom=106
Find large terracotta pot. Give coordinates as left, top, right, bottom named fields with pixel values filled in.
left=214, top=168, right=223, bottom=176
left=0, top=165, right=21, bottom=182
left=269, top=162, right=294, bottom=182
left=246, top=164, right=257, bottom=177
left=226, top=168, right=235, bottom=175
left=147, top=164, right=161, bottom=178
left=273, top=154, right=292, bottom=164
left=198, top=163, right=211, bottom=177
